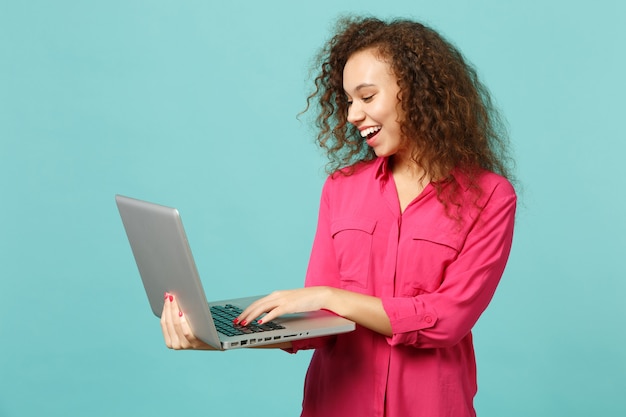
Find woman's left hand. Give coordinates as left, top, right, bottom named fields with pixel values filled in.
left=235, top=287, right=333, bottom=326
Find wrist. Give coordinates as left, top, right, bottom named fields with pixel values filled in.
left=322, top=286, right=344, bottom=316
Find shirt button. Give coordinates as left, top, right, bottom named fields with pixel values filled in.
left=425, top=316, right=433, bottom=324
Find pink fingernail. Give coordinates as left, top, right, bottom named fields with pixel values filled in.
left=169, top=295, right=173, bottom=302
left=241, top=320, right=248, bottom=326
left=257, top=319, right=263, bottom=325
left=179, top=311, right=183, bottom=317
left=233, top=318, right=239, bottom=324
left=164, top=292, right=169, bottom=300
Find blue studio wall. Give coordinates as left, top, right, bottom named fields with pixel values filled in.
left=1, top=1, right=624, bottom=416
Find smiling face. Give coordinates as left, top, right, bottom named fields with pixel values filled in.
left=343, top=48, right=409, bottom=161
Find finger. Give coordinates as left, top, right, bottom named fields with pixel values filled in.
left=238, top=290, right=302, bottom=325
left=238, top=296, right=282, bottom=326
left=168, top=295, right=190, bottom=349
left=245, top=303, right=291, bottom=326
left=163, top=293, right=186, bottom=349
left=177, top=310, right=204, bottom=349
left=161, top=292, right=174, bottom=348
left=235, top=296, right=272, bottom=325
left=164, top=293, right=182, bottom=349
left=240, top=288, right=324, bottom=325
left=256, top=306, right=285, bottom=325
left=167, top=294, right=183, bottom=348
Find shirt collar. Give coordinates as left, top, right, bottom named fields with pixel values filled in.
left=449, top=167, right=474, bottom=191
left=374, top=157, right=474, bottom=192
left=374, top=157, right=390, bottom=180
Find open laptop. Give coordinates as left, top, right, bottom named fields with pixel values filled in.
left=116, top=195, right=355, bottom=350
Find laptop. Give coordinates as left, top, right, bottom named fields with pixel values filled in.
left=116, top=195, right=355, bottom=350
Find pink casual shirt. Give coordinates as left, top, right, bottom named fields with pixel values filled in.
left=288, top=157, right=516, bottom=417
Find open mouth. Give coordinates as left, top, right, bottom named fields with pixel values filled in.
left=361, top=126, right=381, bottom=141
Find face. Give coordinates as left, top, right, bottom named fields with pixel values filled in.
left=343, top=48, right=407, bottom=159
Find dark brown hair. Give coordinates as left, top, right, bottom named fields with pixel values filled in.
left=306, top=16, right=515, bottom=215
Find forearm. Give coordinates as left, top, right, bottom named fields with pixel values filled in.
left=325, top=287, right=392, bottom=337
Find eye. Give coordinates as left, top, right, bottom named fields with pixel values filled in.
left=362, top=95, right=374, bottom=103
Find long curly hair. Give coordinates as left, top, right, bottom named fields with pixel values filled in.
left=305, top=16, right=515, bottom=215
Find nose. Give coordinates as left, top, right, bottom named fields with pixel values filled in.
left=346, top=101, right=365, bottom=125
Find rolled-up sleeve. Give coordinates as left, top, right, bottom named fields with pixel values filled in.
left=382, top=182, right=516, bottom=348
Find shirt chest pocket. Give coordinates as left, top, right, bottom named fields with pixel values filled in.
left=397, top=228, right=462, bottom=296
left=331, top=218, right=376, bottom=289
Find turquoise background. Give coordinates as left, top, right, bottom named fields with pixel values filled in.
left=1, top=0, right=625, bottom=415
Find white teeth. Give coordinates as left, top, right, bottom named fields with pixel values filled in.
left=360, top=126, right=381, bottom=138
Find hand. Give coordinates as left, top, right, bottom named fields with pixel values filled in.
left=237, top=287, right=393, bottom=337
left=235, top=287, right=333, bottom=326
left=161, top=292, right=215, bottom=350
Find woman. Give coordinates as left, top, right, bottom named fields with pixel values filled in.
left=162, top=16, right=516, bottom=417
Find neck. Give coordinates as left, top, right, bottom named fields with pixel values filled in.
left=389, top=154, right=427, bottom=182
left=388, top=155, right=430, bottom=213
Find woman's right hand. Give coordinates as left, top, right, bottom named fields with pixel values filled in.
left=161, top=292, right=215, bottom=350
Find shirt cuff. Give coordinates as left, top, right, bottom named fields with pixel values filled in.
left=381, top=296, right=438, bottom=346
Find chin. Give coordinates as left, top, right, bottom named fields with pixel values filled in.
left=373, top=148, right=395, bottom=158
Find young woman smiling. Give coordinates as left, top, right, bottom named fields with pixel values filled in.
left=161, top=16, right=516, bottom=417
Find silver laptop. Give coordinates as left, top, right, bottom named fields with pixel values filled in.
left=116, top=195, right=355, bottom=350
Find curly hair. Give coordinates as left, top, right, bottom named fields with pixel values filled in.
left=305, top=16, right=515, bottom=216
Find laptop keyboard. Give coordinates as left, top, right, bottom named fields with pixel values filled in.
left=210, top=304, right=285, bottom=337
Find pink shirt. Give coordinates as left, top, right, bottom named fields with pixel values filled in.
left=288, top=157, right=516, bottom=417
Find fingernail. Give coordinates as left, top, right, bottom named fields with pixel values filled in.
left=233, top=318, right=239, bottom=324
left=179, top=311, right=183, bottom=317
left=257, top=319, right=263, bottom=325
left=241, top=320, right=248, bottom=326
left=169, top=295, right=173, bottom=302
left=164, top=292, right=169, bottom=300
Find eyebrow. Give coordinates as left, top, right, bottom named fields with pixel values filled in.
left=344, top=83, right=377, bottom=95
left=354, top=83, right=376, bottom=91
